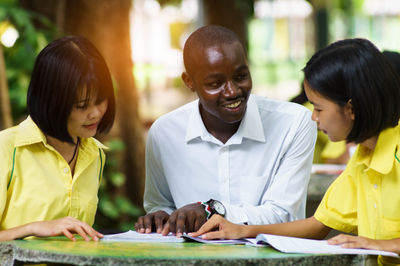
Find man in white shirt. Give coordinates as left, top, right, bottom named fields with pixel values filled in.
left=135, top=25, right=317, bottom=236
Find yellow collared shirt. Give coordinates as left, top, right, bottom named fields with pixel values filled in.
left=0, top=117, right=106, bottom=230
left=315, top=122, right=400, bottom=239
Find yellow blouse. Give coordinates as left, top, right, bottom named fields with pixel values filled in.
left=0, top=117, right=106, bottom=230
left=315, top=122, right=400, bottom=265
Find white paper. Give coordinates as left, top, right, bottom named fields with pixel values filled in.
left=101, top=230, right=184, bottom=243
left=256, top=234, right=399, bottom=257
left=182, top=233, right=253, bottom=245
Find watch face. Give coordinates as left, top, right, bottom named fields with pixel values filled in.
left=212, top=200, right=226, bottom=215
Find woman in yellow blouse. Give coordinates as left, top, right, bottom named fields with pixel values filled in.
left=190, top=38, right=400, bottom=264
left=0, top=36, right=115, bottom=241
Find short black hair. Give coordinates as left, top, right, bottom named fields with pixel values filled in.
left=183, top=25, right=244, bottom=74
left=290, top=80, right=307, bottom=105
left=303, top=38, right=400, bottom=143
left=27, top=35, right=115, bottom=143
left=383, top=50, right=400, bottom=76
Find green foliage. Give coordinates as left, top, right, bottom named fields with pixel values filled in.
left=95, top=138, right=144, bottom=232
left=234, top=0, right=255, bottom=17
left=0, top=0, right=56, bottom=121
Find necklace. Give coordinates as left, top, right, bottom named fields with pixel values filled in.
left=68, top=138, right=79, bottom=164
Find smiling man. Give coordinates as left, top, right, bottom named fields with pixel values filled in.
left=135, top=25, right=317, bottom=236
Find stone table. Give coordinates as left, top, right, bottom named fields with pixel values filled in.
left=0, top=237, right=377, bottom=266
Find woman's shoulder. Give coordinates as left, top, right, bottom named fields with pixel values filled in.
left=0, top=125, right=19, bottom=153
left=0, top=117, right=41, bottom=152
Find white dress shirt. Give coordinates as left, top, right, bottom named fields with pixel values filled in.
left=144, top=94, right=317, bottom=225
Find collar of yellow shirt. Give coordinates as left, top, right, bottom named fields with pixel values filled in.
left=356, top=123, right=400, bottom=174
left=14, top=117, right=107, bottom=152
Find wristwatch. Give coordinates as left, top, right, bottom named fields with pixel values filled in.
left=199, top=199, right=226, bottom=220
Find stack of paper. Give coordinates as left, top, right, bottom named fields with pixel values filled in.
left=254, top=234, right=399, bottom=257
left=101, top=230, right=252, bottom=245
left=101, top=230, right=184, bottom=243
left=101, top=230, right=400, bottom=258
left=182, top=233, right=251, bottom=245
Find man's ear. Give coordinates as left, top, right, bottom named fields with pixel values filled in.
left=346, top=99, right=355, bottom=120
left=182, top=72, right=195, bottom=92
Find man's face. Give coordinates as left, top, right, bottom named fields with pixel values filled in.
left=184, top=42, right=252, bottom=127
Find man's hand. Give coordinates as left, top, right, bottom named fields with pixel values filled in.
left=28, top=216, right=103, bottom=241
left=135, top=210, right=169, bottom=234
left=161, top=203, right=207, bottom=237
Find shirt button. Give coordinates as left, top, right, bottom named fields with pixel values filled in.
left=64, top=168, right=69, bottom=174
left=374, top=184, right=378, bottom=189
left=374, top=203, right=377, bottom=208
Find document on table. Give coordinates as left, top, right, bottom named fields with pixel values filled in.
left=182, top=233, right=253, bottom=245
left=101, top=230, right=184, bottom=243
left=101, top=230, right=254, bottom=245
left=253, top=234, right=399, bottom=257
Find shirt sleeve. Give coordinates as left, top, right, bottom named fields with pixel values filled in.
left=143, top=124, right=176, bottom=215
left=314, top=154, right=359, bottom=234
left=224, top=111, right=317, bottom=225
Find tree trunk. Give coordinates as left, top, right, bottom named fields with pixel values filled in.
left=308, top=0, right=329, bottom=50
left=0, top=44, right=13, bottom=130
left=203, top=0, right=253, bottom=51
left=63, top=0, right=145, bottom=208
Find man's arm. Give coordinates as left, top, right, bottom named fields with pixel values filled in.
left=137, top=125, right=176, bottom=233
left=224, top=111, right=317, bottom=225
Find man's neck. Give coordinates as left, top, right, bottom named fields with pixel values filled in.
left=200, top=111, right=241, bottom=144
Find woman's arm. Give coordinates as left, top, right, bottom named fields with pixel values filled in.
left=0, top=216, right=103, bottom=242
left=190, top=215, right=331, bottom=240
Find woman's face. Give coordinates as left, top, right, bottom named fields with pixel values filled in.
left=67, top=90, right=108, bottom=142
left=304, top=81, right=354, bottom=142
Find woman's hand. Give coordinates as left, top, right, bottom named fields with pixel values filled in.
left=28, top=216, right=103, bottom=241
left=328, top=234, right=400, bottom=254
left=188, top=214, right=247, bottom=240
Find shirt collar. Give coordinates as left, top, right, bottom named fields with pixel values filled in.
left=15, top=116, right=46, bottom=147
left=357, top=122, right=400, bottom=174
left=185, top=100, right=210, bottom=143
left=234, top=95, right=265, bottom=143
left=14, top=116, right=107, bottom=150
left=185, top=95, right=265, bottom=145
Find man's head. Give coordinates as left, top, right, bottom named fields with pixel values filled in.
left=182, top=25, right=252, bottom=128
